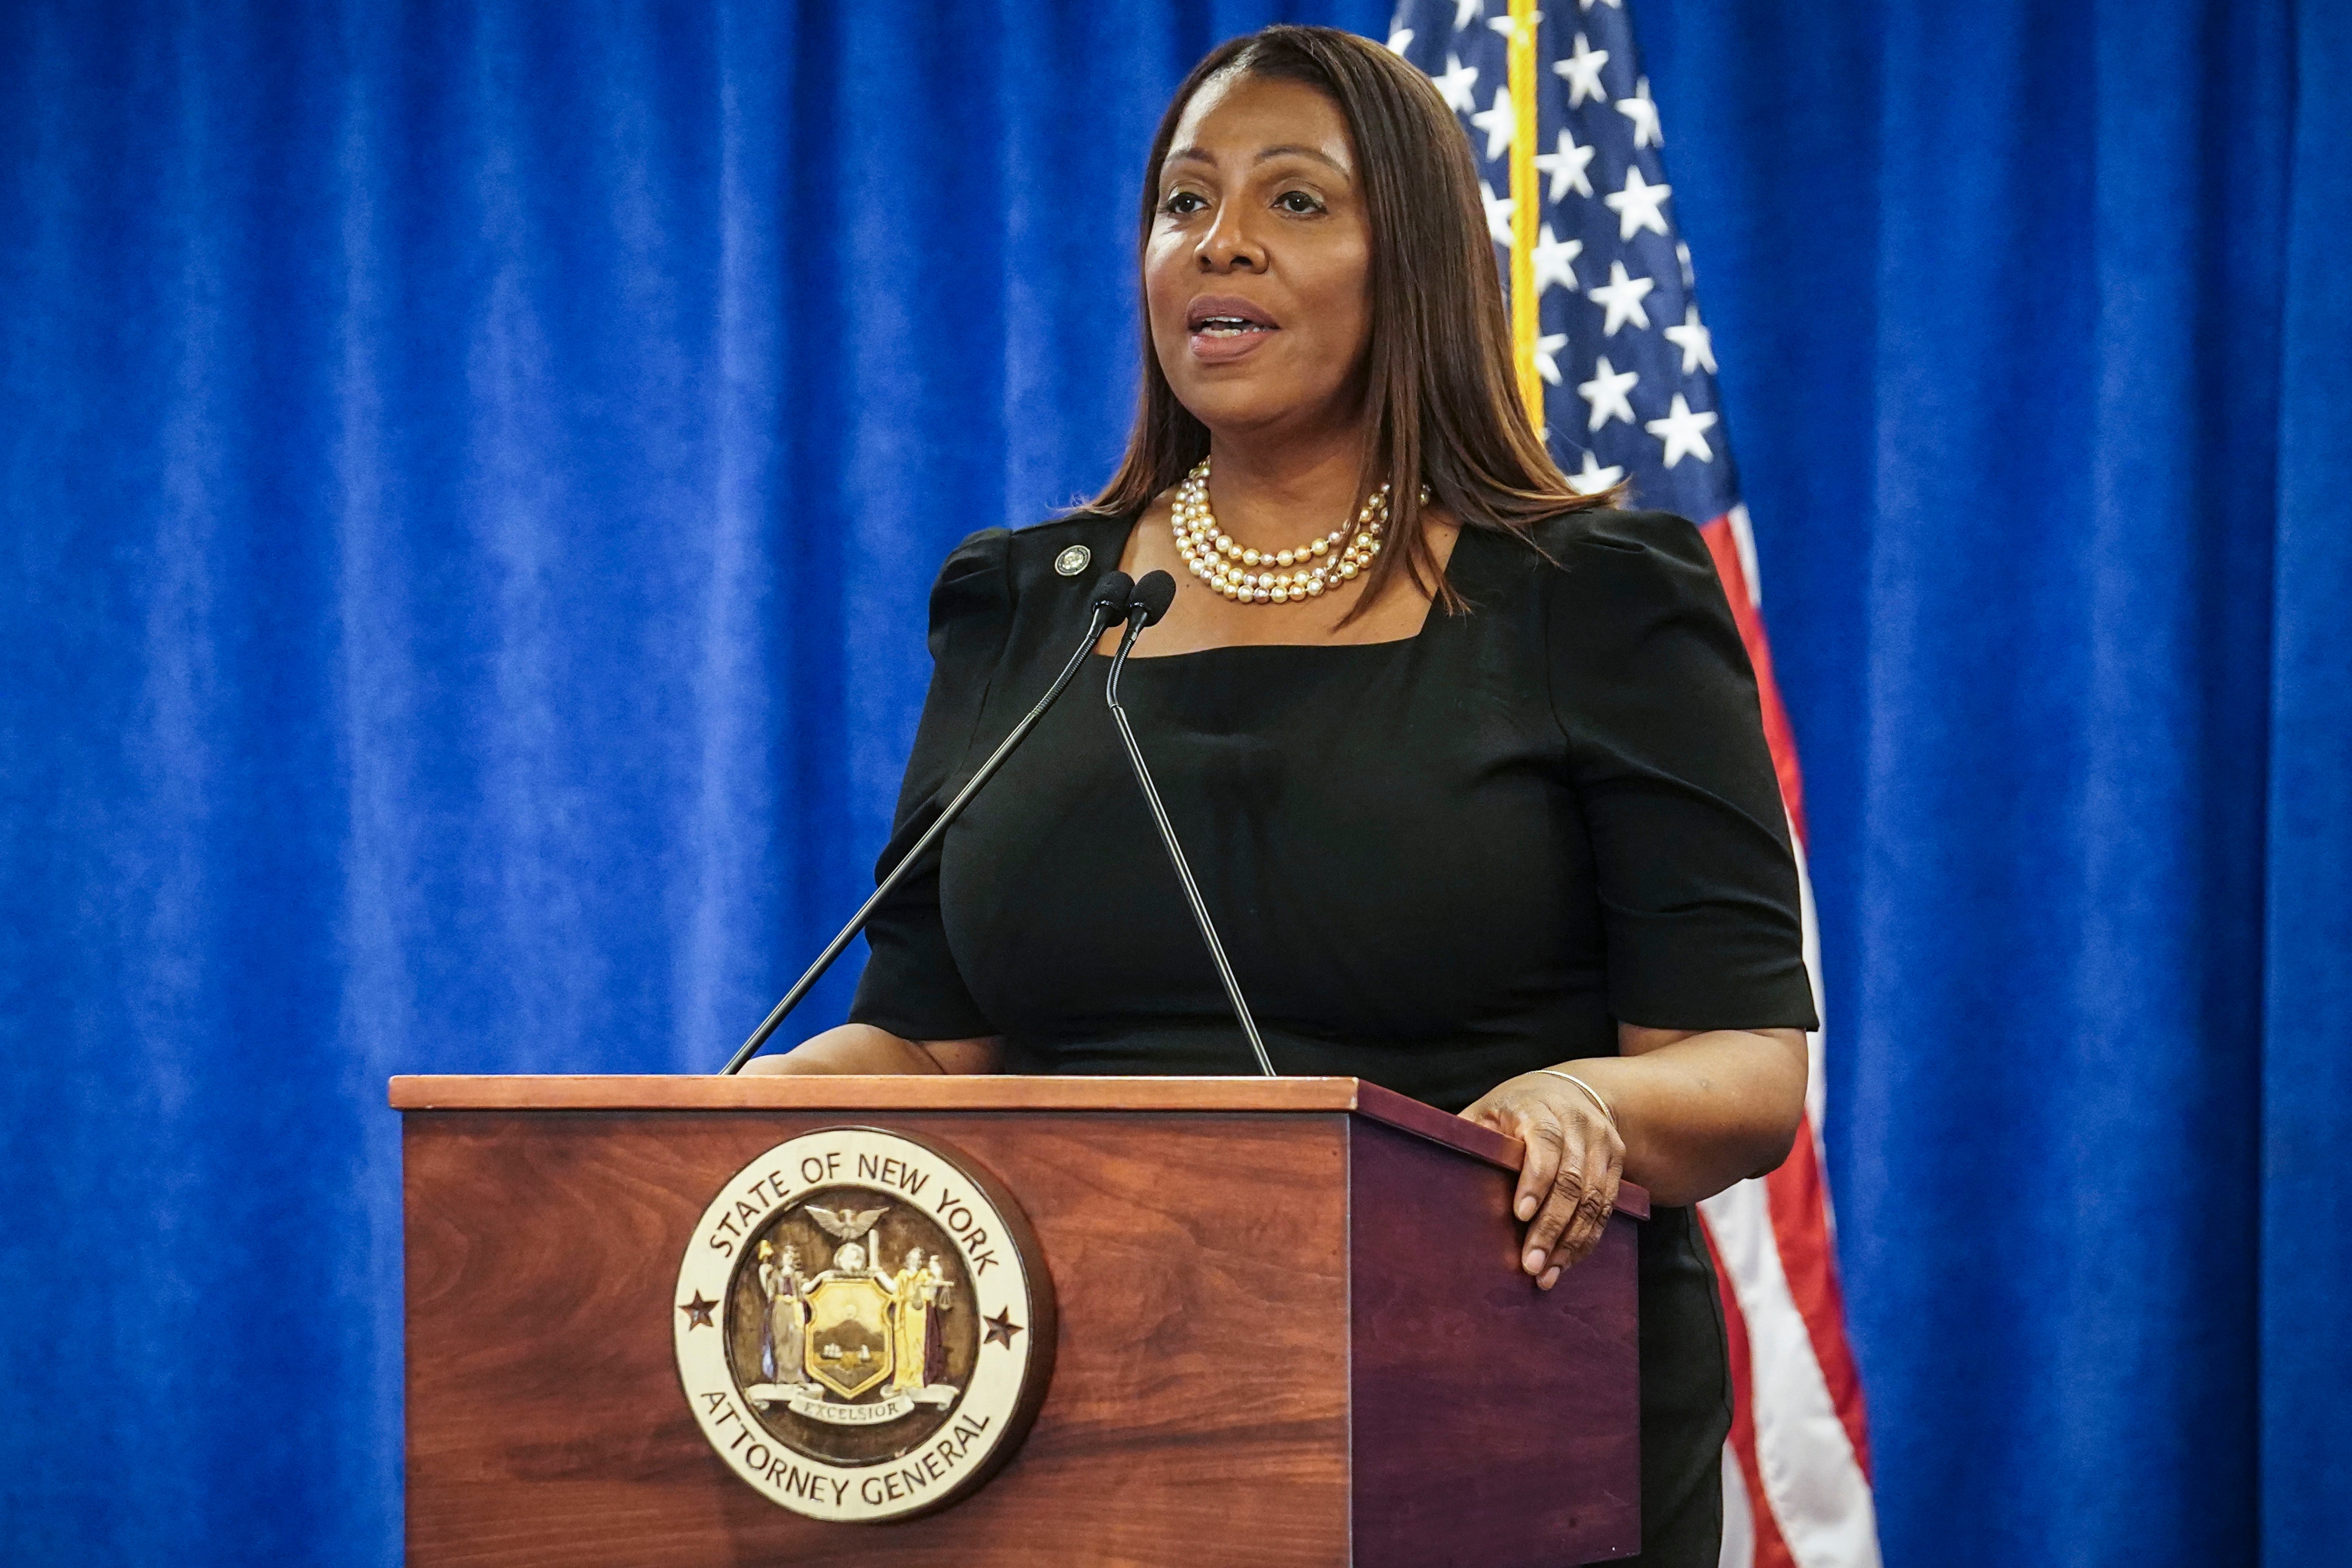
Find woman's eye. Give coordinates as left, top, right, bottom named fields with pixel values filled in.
left=1162, top=190, right=1208, bottom=215
left=1276, top=190, right=1324, bottom=214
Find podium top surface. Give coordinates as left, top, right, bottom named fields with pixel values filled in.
left=388, top=1074, right=1648, bottom=1214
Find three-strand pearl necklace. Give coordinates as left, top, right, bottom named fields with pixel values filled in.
left=1171, top=456, right=1387, bottom=604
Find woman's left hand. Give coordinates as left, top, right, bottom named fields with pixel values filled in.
left=1461, top=1070, right=1625, bottom=1290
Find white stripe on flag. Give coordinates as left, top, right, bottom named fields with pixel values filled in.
left=1759, top=536, right=1825, bottom=1137
left=1700, top=1180, right=1882, bottom=1568
left=1720, top=1443, right=1759, bottom=1568
left=1728, top=502, right=1764, bottom=610
left=1791, top=834, right=1833, bottom=1217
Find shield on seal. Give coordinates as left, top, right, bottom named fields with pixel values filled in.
left=802, top=1277, right=896, bottom=1400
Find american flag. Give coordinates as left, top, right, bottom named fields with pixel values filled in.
left=1387, top=4, right=1883, bottom=1564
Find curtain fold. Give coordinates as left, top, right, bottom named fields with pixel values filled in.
left=1, top=2, right=2341, bottom=1563
left=2260, top=3, right=2352, bottom=1561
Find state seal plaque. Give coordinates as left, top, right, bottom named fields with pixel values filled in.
left=673, top=1126, right=1055, bottom=1522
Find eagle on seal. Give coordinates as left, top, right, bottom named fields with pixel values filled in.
left=806, top=1205, right=889, bottom=1242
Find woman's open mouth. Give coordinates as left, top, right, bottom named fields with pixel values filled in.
left=1186, top=296, right=1280, bottom=363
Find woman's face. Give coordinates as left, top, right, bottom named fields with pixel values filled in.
left=1145, top=72, right=1373, bottom=442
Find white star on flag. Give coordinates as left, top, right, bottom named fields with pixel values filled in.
left=1586, top=260, right=1654, bottom=334
left=1533, top=225, right=1582, bottom=295
left=1433, top=54, right=1480, bottom=114
left=1479, top=179, right=1515, bottom=247
left=1577, top=355, right=1639, bottom=429
left=1603, top=166, right=1672, bottom=241
left=1385, top=25, right=1415, bottom=54
left=1470, top=84, right=1515, bottom=161
left=1554, top=33, right=1609, bottom=107
left=1645, top=393, right=1718, bottom=466
left=1486, top=7, right=1542, bottom=42
left=1663, top=304, right=1716, bottom=374
left=1567, top=449, right=1625, bottom=494
left=1577, top=0, right=1624, bottom=10
left=1616, top=76, right=1663, bottom=148
left=1534, top=127, right=1596, bottom=202
left=1532, top=331, right=1569, bottom=385
left=1453, top=0, right=1483, bottom=29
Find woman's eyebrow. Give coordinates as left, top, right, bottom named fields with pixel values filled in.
left=1163, top=143, right=1351, bottom=174
left=1251, top=143, right=1349, bottom=173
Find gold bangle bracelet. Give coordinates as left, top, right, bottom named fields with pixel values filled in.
left=1538, top=1068, right=1617, bottom=1129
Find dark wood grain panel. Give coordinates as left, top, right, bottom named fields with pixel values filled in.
left=404, top=1109, right=1353, bottom=1566
left=1347, top=1117, right=1642, bottom=1567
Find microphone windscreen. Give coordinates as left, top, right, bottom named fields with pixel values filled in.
left=1089, top=570, right=1136, bottom=617
left=1133, top=571, right=1177, bottom=626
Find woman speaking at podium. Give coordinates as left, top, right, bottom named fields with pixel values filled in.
left=747, top=26, right=1815, bottom=1565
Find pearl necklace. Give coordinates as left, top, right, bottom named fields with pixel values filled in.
left=1171, top=457, right=1387, bottom=604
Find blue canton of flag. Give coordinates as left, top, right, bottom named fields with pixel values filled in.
left=1388, top=1, right=1736, bottom=520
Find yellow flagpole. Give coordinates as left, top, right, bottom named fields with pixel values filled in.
left=1506, top=0, right=1542, bottom=434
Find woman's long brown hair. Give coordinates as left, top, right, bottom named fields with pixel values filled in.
left=1087, top=25, right=1616, bottom=616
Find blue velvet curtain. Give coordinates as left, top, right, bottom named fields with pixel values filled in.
left=1, top=2, right=2341, bottom=1564
left=1639, top=4, right=2348, bottom=1561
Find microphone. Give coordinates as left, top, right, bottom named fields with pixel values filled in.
left=1104, top=571, right=1277, bottom=1077
left=721, top=568, right=1136, bottom=1073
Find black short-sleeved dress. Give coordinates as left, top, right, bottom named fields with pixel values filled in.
left=847, top=505, right=1817, bottom=1567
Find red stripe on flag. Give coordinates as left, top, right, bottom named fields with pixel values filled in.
left=1698, top=515, right=1809, bottom=846
left=1698, top=506, right=1879, bottom=1520
left=1709, top=1213, right=1800, bottom=1568
left=1765, top=1115, right=1875, bottom=1478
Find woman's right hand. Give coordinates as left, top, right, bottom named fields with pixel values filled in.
left=736, top=1025, right=1003, bottom=1076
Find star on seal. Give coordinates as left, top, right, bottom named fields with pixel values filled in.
left=982, top=1308, right=1024, bottom=1348
left=678, top=1290, right=718, bottom=1329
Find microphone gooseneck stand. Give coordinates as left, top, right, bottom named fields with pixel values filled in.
left=1104, top=571, right=1277, bottom=1078
left=720, top=570, right=1136, bottom=1074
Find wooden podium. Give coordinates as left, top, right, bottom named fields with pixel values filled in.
left=392, top=1075, right=1646, bottom=1566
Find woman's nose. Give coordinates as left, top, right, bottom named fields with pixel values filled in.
left=1198, top=207, right=1266, bottom=271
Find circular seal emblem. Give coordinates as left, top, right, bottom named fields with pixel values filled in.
left=673, top=1127, right=1055, bottom=1522
left=1052, top=543, right=1091, bottom=577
